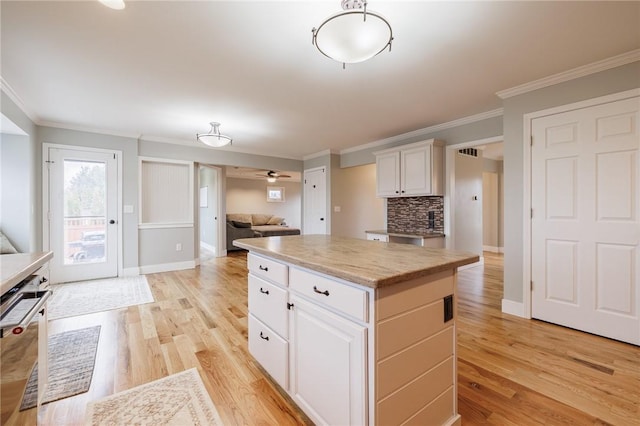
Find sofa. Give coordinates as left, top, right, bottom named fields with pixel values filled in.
left=226, top=213, right=301, bottom=251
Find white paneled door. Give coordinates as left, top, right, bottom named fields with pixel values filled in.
left=303, top=167, right=328, bottom=235
left=46, top=147, right=119, bottom=284
left=531, top=96, right=639, bottom=345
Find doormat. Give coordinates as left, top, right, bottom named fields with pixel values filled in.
left=85, top=368, right=224, bottom=425
left=20, top=326, right=101, bottom=410
left=48, top=275, right=153, bottom=320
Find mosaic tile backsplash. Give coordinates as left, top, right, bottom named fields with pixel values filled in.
left=387, top=196, right=444, bottom=234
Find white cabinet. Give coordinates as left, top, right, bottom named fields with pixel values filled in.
left=374, top=139, right=444, bottom=197
left=366, top=233, right=389, bottom=242
left=289, top=295, right=367, bottom=426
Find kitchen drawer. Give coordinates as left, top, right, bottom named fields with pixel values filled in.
left=289, top=268, right=368, bottom=322
left=248, top=274, right=288, bottom=338
left=248, top=314, right=288, bottom=390
left=248, top=253, right=288, bottom=286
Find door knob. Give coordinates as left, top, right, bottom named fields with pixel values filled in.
left=109, top=219, right=116, bottom=224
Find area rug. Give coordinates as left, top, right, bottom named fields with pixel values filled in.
left=20, top=326, right=101, bottom=410
left=85, top=368, right=224, bottom=425
left=48, top=275, right=153, bottom=320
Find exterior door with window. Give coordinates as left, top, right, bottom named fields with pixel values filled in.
left=531, top=96, right=639, bottom=345
left=46, top=147, right=118, bottom=283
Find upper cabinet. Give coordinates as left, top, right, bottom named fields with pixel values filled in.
left=374, top=139, right=444, bottom=197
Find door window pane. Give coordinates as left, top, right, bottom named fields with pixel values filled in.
left=63, top=160, right=106, bottom=265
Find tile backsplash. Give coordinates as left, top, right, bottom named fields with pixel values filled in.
left=387, top=196, right=444, bottom=234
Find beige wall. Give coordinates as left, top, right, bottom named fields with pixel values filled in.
left=226, top=177, right=302, bottom=229
left=482, top=172, right=499, bottom=248
left=331, top=164, right=384, bottom=239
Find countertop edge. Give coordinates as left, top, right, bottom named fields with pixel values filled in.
left=365, top=230, right=445, bottom=239
left=233, top=241, right=478, bottom=289
left=1, top=252, right=53, bottom=295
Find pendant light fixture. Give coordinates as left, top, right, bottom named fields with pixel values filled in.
left=312, top=0, right=393, bottom=68
left=99, top=0, right=125, bottom=10
left=197, top=122, right=232, bottom=148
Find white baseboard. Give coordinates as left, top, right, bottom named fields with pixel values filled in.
left=502, top=298, right=526, bottom=318
left=483, top=245, right=504, bottom=253
left=139, top=260, right=196, bottom=275
left=457, top=256, right=484, bottom=271
left=121, top=267, right=140, bottom=276
left=200, top=241, right=216, bottom=253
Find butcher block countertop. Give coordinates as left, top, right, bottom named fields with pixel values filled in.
left=233, top=235, right=478, bottom=288
left=0, top=252, right=53, bottom=295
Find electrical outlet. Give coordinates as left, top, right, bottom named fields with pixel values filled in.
left=176, top=243, right=182, bottom=251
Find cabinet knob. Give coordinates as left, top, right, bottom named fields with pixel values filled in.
left=259, top=331, right=269, bottom=341
left=313, top=286, right=330, bottom=296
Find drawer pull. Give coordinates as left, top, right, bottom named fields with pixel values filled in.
left=259, top=331, right=269, bottom=341
left=259, top=287, right=269, bottom=295
left=259, top=265, right=269, bottom=272
left=313, top=286, right=330, bottom=296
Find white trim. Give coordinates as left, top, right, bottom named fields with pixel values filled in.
left=138, top=260, right=196, bottom=275
left=340, top=109, right=504, bottom=155
left=522, top=88, right=640, bottom=321
left=497, top=49, right=640, bottom=99
left=200, top=241, right=216, bottom=253
left=121, top=267, right=140, bottom=276
left=457, top=257, right=484, bottom=271
left=501, top=299, right=526, bottom=318
left=302, top=149, right=339, bottom=161
left=138, top=223, right=194, bottom=230
left=444, top=135, right=504, bottom=251
left=1, top=77, right=39, bottom=123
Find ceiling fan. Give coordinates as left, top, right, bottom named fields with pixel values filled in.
left=256, top=170, right=291, bottom=182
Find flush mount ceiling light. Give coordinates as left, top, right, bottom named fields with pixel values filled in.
left=312, top=0, right=393, bottom=68
left=99, top=0, right=125, bottom=10
left=197, top=122, right=232, bottom=148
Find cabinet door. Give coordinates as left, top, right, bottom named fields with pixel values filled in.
left=376, top=151, right=401, bottom=197
left=289, top=295, right=367, bottom=426
left=401, top=144, right=432, bottom=196
left=366, top=233, right=389, bottom=242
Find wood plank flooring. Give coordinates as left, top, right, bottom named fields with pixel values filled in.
left=25, top=251, right=640, bottom=425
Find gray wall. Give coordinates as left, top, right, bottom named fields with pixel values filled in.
left=1, top=92, right=38, bottom=251
left=341, top=115, right=503, bottom=168
left=0, top=133, right=32, bottom=251
left=38, top=126, right=140, bottom=269
left=501, top=61, right=640, bottom=303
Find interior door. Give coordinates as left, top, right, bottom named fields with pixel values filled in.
left=46, top=147, right=119, bottom=283
left=531, top=96, right=639, bottom=345
left=303, top=167, right=327, bottom=235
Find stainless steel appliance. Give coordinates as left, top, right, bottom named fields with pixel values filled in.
left=0, top=273, right=51, bottom=425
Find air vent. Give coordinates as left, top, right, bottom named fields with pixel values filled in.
left=458, top=148, right=478, bottom=157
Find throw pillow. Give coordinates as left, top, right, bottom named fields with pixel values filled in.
left=251, top=214, right=272, bottom=226
left=227, top=213, right=252, bottom=224
left=0, top=231, right=19, bottom=254
left=232, top=221, right=252, bottom=228
left=267, top=216, right=285, bottom=225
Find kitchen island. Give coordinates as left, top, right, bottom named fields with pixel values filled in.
left=234, top=235, right=478, bottom=426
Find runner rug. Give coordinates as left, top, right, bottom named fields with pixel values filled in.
left=20, top=326, right=101, bottom=410
left=48, top=275, right=153, bottom=320
left=85, top=368, right=224, bottom=425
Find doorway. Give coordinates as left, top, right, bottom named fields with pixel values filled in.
left=44, top=145, right=122, bottom=283
left=198, top=165, right=223, bottom=259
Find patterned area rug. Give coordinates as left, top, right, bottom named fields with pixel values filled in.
left=85, top=369, right=224, bottom=425
left=20, top=326, right=101, bottom=410
left=48, top=275, right=153, bottom=320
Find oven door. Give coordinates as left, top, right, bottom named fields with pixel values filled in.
left=1, top=289, right=51, bottom=425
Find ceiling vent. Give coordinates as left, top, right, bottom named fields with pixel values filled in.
left=458, top=148, right=478, bottom=157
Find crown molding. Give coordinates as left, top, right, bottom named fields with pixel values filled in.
left=339, top=108, right=504, bottom=155
left=38, top=120, right=142, bottom=140
left=496, top=49, right=640, bottom=99
left=303, top=148, right=339, bottom=161
left=1, top=76, right=40, bottom=123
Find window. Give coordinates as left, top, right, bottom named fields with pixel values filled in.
left=267, top=186, right=285, bottom=202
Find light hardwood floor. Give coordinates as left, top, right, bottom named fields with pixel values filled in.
left=27, top=251, right=639, bottom=425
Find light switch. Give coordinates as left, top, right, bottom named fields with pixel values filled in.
left=334, top=206, right=341, bottom=212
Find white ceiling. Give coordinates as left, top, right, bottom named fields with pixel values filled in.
left=1, top=1, right=639, bottom=160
